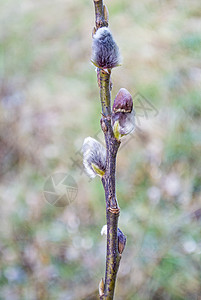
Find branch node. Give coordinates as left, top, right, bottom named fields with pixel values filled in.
left=108, top=207, right=120, bottom=215
left=100, top=118, right=108, bottom=133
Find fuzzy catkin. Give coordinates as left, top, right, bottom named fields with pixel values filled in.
left=92, top=27, right=121, bottom=69
left=111, top=88, right=135, bottom=139
left=82, top=137, right=106, bottom=178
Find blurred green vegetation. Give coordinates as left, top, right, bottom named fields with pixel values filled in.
left=0, top=0, right=201, bottom=299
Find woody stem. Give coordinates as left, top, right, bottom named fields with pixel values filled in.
left=93, top=1, right=125, bottom=299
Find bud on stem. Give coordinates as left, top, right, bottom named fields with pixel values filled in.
left=91, top=27, right=121, bottom=70
left=82, top=137, right=106, bottom=178
left=112, top=88, right=135, bottom=140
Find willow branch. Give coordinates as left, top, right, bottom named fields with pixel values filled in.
left=93, top=0, right=108, bottom=29
left=100, top=113, right=121, bottom=300
left=99, top=69, right=111, bottom=116
left=93, top=1, right=126, bottom=299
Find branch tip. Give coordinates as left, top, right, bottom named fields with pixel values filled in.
left=103, top=5, right=109, bottom=24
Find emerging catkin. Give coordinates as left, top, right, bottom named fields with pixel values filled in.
left=82, top=137, right=106, bottom=178
left=111, top=88, right=135, bottom=140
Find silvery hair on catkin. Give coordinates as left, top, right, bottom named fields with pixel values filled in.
left=92, top=27, right=121, bottom=69
left=82, top=137, right=106, bottom=178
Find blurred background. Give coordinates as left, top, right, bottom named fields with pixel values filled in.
left=0, top=0, right=201, bottom=299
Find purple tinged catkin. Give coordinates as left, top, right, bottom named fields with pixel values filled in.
left=91, top=27, right=121, bottom=69
left=111, top=88, right=135, bottom=140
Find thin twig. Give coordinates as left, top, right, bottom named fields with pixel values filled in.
left=101, top=114, right=121, bottom=300
left=99, top=69, right=111, bottom=117
left=93, top=0, right=108, bottom=29
left=92, top=1, right=126, bottom=299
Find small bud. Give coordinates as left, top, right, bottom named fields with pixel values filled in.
left=113, top=88, right=133, bottom=113
left=91, top=27, right=121, bottom=69
left=99, top=278, right=105, bottom=297
left=82, top=137, right=106, bottom=178
left=101, top=224, right=107, bottom=236
left=92, top=26, right=96, bottom=37
left=111, top=88, right=135, bottom=140
left=118, top=228, right=126, bottom=254
left=100, top=118, right=108, bottom=133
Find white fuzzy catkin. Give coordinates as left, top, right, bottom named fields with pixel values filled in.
left=91, top=27, right=121, bottom=69
left=101, top=225, right=107, bottom=236
left=82, top=137, right=106, bottom=178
